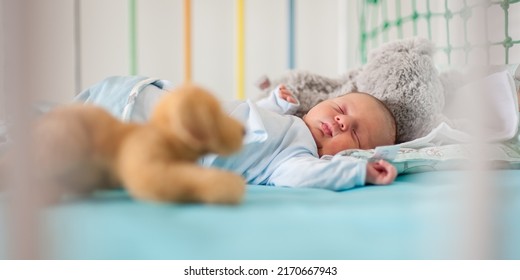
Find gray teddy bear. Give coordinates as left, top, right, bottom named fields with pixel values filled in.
left=257, top=37, right=452, bottom=143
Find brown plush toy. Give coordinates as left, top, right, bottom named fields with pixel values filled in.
left=32, top=84, right=246, bottom=204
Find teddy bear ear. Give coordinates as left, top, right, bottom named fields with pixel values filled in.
left=150, top=85, right=206, bottom=150
left=368, top=37, right=435, bottom=60
left=178, top=105, right=214, bottom=145
left=357, top=37, right=444, bottom=143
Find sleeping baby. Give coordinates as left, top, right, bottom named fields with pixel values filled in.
left=77, top=76, right=397, bottom=191
left=201, top=84, right=397, bottom=190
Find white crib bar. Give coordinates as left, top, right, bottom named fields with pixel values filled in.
left=1, top=0, right=51, bottom=259
left=455, top=1, right=498, bottom=258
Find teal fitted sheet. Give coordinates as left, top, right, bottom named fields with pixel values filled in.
left=1, top=170, right=519, bottom=259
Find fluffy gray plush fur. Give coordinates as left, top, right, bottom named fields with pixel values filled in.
left=257, top=37, right=449, bottom=143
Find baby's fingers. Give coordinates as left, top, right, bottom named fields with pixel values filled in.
left=366, top=160, right=397, bottom=185
left=278, top=85, right=297, bottom=104
left=375, top=160, right=397, bottom=184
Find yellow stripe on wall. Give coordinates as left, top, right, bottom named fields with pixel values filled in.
left=184, top=0, right=192, bottom=82
left=235, top=0, right=245, bottom=100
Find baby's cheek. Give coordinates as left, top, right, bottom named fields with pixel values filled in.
left=330, top=135, right=356, bottom=153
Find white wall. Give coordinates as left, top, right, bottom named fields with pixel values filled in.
left=81, top=0, right=130, bottom=88
left=1, top=0, right=519, bottom=106
left=5, top=0, right=76, bottom=104
left=0, top=0, right=343, bottom=103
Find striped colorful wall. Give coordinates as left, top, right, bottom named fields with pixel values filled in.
left=1, top=0, right=519, bottom=110
left=9, top=0, right=349, bottom=105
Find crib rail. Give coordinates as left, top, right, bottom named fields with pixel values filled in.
left=359, top=0, right=520, bottom=65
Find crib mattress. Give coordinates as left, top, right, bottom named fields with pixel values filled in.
left=1, top=170, right=519, bottom=259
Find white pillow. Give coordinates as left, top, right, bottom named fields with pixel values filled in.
left=443, top=70, right=518, bottom=142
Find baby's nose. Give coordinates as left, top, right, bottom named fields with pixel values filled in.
left=335, top=115, right=350, bottom=131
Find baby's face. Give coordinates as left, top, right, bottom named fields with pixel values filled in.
left=302, top=93, right=395, bottom=157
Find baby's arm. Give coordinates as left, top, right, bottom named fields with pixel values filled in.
left=268, top=155, right=396, bottom=191
left=365, top=160, right=397, bottom=185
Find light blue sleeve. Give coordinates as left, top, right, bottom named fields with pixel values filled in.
left=267, top=154, right=367, bottom=191
left=74, top=76, right=172, bottom=122
left=74, top=76, right=150, bottom=118
left=255, top=85, right=300, bottom=115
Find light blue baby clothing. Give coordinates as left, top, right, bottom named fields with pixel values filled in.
left=200, top=88, right=367, bottom=191
left=75, top=76, right=172, bottom=122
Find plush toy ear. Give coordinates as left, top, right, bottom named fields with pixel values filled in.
left=150, top=85, right=206, bottom=151
left=356, top=37, right=445, bottom=143
left=151, top=83, right=243, bottom=155
left=177, top=105, right=211, bottom=148
left=367, top=36, right=434, bottom=60
left=255, top=75, right=271, bottom=90
left=174, top=86, right=244, bottom=155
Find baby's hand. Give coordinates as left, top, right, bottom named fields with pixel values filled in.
left=278, top=85, right=297, bottom=104
left=365, top=160, right=397, bottom=185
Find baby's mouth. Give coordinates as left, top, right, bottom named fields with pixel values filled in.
left=321, top=123, right=333, bottom=137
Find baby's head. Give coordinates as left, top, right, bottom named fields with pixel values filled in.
left=302, top=92, right=396, bottom=157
